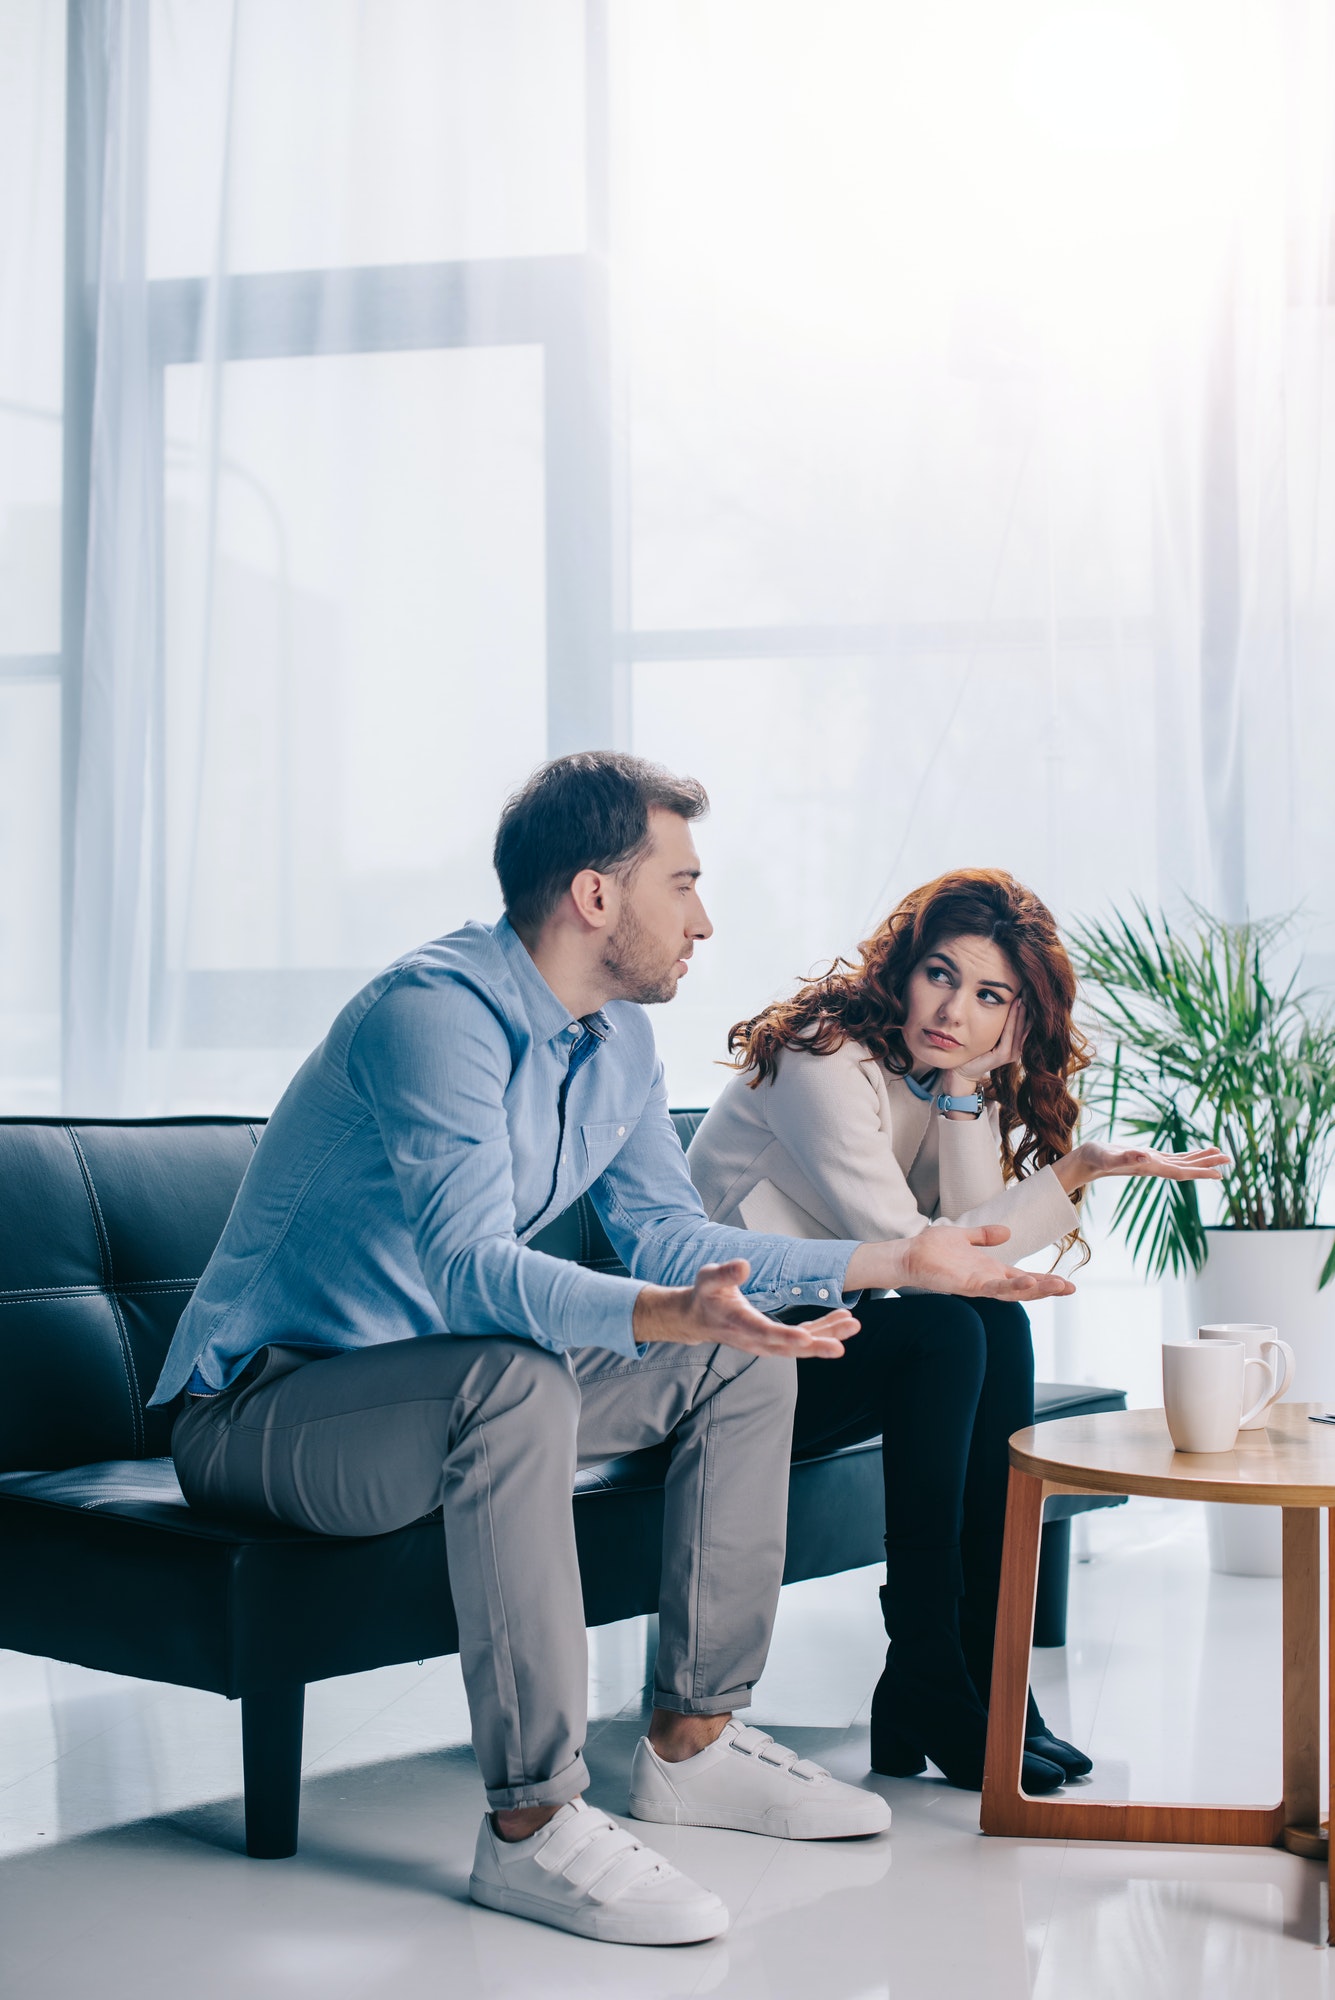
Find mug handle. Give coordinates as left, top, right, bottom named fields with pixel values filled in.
left=1240, top=1355, right=1276, bottom=1429
left=1261, top=1337, right=1295, bottom=1405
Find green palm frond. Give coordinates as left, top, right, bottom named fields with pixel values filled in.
left=1070, top=903, right=1335, bottom=1285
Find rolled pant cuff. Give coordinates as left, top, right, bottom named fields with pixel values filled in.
left=484, top=1753, right=590, bottom=1813
left=651, top=1689, right=752, bottom=1718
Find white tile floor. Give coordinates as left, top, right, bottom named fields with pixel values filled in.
left=1, top=1500, right=1332, bottom=1999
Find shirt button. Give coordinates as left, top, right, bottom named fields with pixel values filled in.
left=791, top=1285, right=802, bottom=1295
left=818, top=1288, right=829, bottom=1300
left=617, top=1125, right=625, bottom=1137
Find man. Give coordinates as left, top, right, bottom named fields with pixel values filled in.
left=150, top=752, right=1074, bottom=1947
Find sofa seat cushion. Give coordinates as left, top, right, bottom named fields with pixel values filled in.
left=0, top=1436, right=890, bottom=1697
left=0, top=1379, right=1124, bottom=1525
left=1032, top=1380, right=1128, bottom=1521
left=0, top=1449, right=693, bottom=1522
left=0, top=1463, right=460, bottom=1698
left=1034, top=1381, right=1127, bottom=1422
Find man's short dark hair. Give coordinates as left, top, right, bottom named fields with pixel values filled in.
left=494, top=751, right=709, bottom=937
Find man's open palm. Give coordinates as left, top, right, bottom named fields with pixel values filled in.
left=635, top=1259, right=858, bottom=1359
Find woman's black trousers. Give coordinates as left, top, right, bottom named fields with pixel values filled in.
left=790, top=1291, right=1033, bottom=1700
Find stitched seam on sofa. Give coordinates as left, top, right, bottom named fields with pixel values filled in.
left=0, top=1490, right=322, bottom=1544
left=63, top=1127, right=112, bottom=1287
left=106, top=1289, right=145, bottom=1456
left=0, top=1279, right=198, bottom=1301
left=0, top=1286, right=105, bottom=1301
left=64, top=1128, right=142, bottom=1452
left=245, top=1123, right=261, bottom=1148
left=66, top=1144, right=148, bottom=1456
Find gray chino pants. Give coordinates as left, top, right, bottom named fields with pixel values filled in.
left=172, top=1334, right=797, bottom=1810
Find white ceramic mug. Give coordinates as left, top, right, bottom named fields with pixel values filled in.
left=1162, top=1340, right=1274, bottom=1453
left=1197, top=1323, right=1295, bottom=1429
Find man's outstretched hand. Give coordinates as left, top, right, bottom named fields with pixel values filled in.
left=846, top=1224, right=1076, bottom=1302
left=634, top=1259, right=858, bottom=1359
left=634, top=1225, right=1075, bottom=1360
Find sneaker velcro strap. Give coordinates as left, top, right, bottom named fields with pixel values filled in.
left=561, top=1823, right=641, bottom=1888
left=535, top=1809, right=616, bottom=1876
left=545, top=1818, right=674, bottom=1907
left=587, top=1847, right=675, bottom=1906
left=550, top=1822, right=676, bottom=1904
left=732, top=1726, right=829, bottom=1782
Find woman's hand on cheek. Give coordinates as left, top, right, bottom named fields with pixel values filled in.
left=955, top=999, right=1026, bottom=1085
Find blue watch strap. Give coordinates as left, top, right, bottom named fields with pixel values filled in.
left=937, top=1087, right=985, bottom=1116
left=904, top=1070, right=984, bottom=1116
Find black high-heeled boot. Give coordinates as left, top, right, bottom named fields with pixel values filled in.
left=869, top=1573, right=1064, bottom=1795
left=958, top=1602, right=1093, bottom=1782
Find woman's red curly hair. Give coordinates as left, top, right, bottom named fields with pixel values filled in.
left=727, top=868, right=1092, bottom=1197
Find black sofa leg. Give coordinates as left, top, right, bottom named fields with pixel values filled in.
left=1032, top=1517, right=1071, bottom=1648
left=242, top=1685, right=305, bottom=1858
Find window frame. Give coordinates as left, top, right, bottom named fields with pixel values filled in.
left=61, top=0, right=616, bottom=1061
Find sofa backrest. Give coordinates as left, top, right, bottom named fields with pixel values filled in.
left=0, top=1118, right=262, bottom=1470
left=0, top=1108, right=709, bottom=1473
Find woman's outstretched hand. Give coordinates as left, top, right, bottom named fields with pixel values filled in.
left=846, top=1223, right=1075, bottom=1301
left=1052, top=1141, right=1230, bottom=1196
left=634, top=1220, right=1081, bottom=1360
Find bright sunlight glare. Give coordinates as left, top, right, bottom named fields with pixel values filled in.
left=1010, top=8, right=1184, bottom=153
left=620, top=2, right=1287, bottom=380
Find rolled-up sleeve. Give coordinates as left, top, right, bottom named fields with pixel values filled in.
left=347, top=971, right=644, bottom=1357
left=592, top=1064, right=860, bottom=1310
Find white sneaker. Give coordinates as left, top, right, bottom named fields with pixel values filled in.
left=468, top=1798, right=729, bottom=1946
left=629, top=1721, right=892, bottom=1840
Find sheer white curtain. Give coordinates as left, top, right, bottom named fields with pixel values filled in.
left=0, top=0, right=64, bottom=1111
left=60, top=0, right=592, bottom=1113
left=606, top=0, right=1335, bottom=1397
left=5, top=0, right=1335, bottom=1387
left=616, top=1, right=1335, bottom=1108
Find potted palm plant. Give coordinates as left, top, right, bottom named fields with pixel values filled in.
left=1068, top=903, right=1335, bottom=1577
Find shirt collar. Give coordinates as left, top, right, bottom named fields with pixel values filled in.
left=494, top=915, right=614, bottom=1048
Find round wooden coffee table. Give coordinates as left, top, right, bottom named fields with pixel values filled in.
left=981, top=1402, right=1333, bottom=1934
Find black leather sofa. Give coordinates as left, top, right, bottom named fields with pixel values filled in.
left=0, top=1114, right=1125, bottom=1859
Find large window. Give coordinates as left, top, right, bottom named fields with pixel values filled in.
left=0, top=1, right=64, bottom=1111
left=5, top=0, right=1335, bottom=1401
left=49, top=0, right=614, bottom=1109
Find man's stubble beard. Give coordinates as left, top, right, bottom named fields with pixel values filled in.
left=601, top=902, right=681, bottom=1006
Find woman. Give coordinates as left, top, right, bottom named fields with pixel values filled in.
left=687, top=869, right=1226, bottom=1795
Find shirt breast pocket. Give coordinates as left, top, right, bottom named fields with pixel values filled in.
left=580, top=1118, right=636, bottom=1183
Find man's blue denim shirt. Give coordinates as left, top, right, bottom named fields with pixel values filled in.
left=149, top=917, right=860, bottom=1406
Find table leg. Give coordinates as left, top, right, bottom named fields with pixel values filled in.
left=981, top=1468, right=1286, bottom=1846
left=1280, top=1508, right=1321, bottom=1851
left=981, top=1465, right=1043, bottom=1831
left=1329, top=1509, right=1334, bottom=1944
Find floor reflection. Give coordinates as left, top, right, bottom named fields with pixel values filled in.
left=0, top=1499, right=1331, bottom=1998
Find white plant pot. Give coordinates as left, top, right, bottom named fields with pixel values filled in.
left=1188, top=1228, right=1335, bottom=1578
